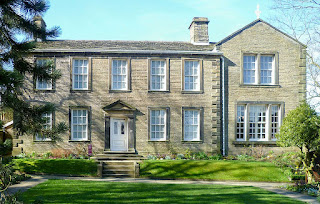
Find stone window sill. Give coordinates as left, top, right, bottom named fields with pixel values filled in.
left=181, top=140, right=203, bottom=144
left=68, top=140, right=91, bottom=142
left=239, top=84, right=281, bottom=88
left=181, top=91, right=204, bottom=94
left=148, top=140, right=169, bottom=142
left=109, top=90, right=132, bottom=93
left=232, top=141, right=278, bottom=147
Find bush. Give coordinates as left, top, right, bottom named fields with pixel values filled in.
left=194, top=152, right=208, bottom=160
left=0, top=139, right=12, bottom=156
left=13, top=159, right=97, bottom=176
left=208, top=154, right=222, bottom=160
left=176, top=154, right=185, bottom=160
left=237, top=154, right=255, bottom=161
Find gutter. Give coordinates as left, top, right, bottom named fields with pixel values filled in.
left=31, top=49, right=223, bottom=56
left=220, top=56, right=226, bottom=156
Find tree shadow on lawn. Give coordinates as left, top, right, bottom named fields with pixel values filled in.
left=21, top=180, right=300, bottom=204
left=140, top=160, right=287, bottom=182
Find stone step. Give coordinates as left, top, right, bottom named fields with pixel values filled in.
left=94, top=157, right=143, bottom=161
left=103, top=164, right=134, bottom=170
left=102, top=161, right=136, bottom=166
left=96, top=154, right=144, bottom=158
left=103, top=151, right=136, bottom=154
left=102, top=173, right=133, bottom=178
left=103, top=169, right=134, bottom=175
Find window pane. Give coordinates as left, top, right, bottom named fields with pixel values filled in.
left=260, top=55, right=274, bottom=84
left=72, top=109, right=88, bottom=140
left=151, top=60, right=166, bottom=90
left=249, top=105, right=266, bottom=140
left=72, top=59, right=88, bottom=90
left=184, top=110, right=200, bottom=141
left=35, top=112, right=53, bottom=141
left=150, top=109, right=166, bottom=141
left=112, top=60, right=127, bottom=90
left=236, top=105, right=245, bottom=140
left=184, top=61, right=200, bottom=91
left=36, top=59, right=53, bottom=90
left=243, top=55, right=256, bottom=84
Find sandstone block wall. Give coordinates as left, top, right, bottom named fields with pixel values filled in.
left=219, top=22, right=306, bottom=155
left=21, top=53, right=221, bottom=156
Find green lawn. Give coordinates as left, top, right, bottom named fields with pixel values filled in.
left=140, top=160, right=289, bottom=182
left=20, top=180, right=302, bottom=204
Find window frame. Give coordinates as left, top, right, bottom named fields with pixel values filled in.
left=34, top=112, right=53, bottom=141
left=181, top=58, right=203, bottom=93
left=148, top=107, right=170, bottom=141
left=71, top=58, right=91, bottom=91
left=241, top=52, right=279, bottom=86
left=70, top=107, right=90, bottom=141
left=109, top=58, right=131, bottom=92
left=148, top=58, right=170, bottom=92
left=235, top=102, right=283, bottom=142
left=182, top=107, right=204, bottom=142
left=34, top=58, right=54, bottom=91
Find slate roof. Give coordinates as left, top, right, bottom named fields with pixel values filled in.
left=34, top=40, right=216, bottom=51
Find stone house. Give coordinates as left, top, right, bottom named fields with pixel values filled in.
left=18, top=17, right=306, bottom=157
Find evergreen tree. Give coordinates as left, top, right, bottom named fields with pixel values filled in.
left=0, top=0, right=66, bottom=140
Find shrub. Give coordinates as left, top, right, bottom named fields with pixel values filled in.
left=165, top=155, right=171, bottom=160
left=0, top=139, right=12, bottom=156
left=194, top=152, right=208, bottom=160
left=237, top=154, right=255, bottom=161
left=147, top=155, right=157, bottom=160
left=13, top=159, right=97, bottom=176
left=51, top=148, right=73, bottom=158
left=176, top=154, right=185, bottom=160
left=208, top=154, right=222, bottom=160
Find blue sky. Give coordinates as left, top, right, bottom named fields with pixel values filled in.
left=43, top=0, right=273, bottom=42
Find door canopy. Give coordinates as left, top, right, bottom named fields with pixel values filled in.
left=103, top=100, right=137, bottom=114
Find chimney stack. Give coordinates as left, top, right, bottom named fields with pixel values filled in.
left=33, top=15, right=46, bottom=41
left=189, top=17, right=209, bottom=45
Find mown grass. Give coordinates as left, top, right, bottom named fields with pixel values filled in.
left=20, top=180, right=302, bottom=204
left=140, top=160, right=289, bottom=182
left=13, top=159, right=97, bottom=176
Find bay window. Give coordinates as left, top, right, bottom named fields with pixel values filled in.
left=236, top=103, right=282, bottom=141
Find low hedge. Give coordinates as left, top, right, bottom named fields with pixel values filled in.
left=13, top=159, right=97, bottom=177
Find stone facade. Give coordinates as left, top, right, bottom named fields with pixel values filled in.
left=217, top=20, right=306, bottom=155
left=21, top=53, right=221, bottom=156
left=18, top=18, right=306, bottom=156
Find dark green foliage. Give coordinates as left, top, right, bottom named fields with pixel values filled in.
left=277, top=101, right=320, bottom=150
left=0, top=139, right=12, bottom=156
left=13, top=159, right=97, bottom=176
left=20, top=180, right=302, bottom=204
left=277, top=101, right=320, bottom=183
left=0, top=0, right=65, bottom=139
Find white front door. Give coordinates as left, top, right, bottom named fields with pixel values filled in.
left=110, top=118, right=128, bottom=151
